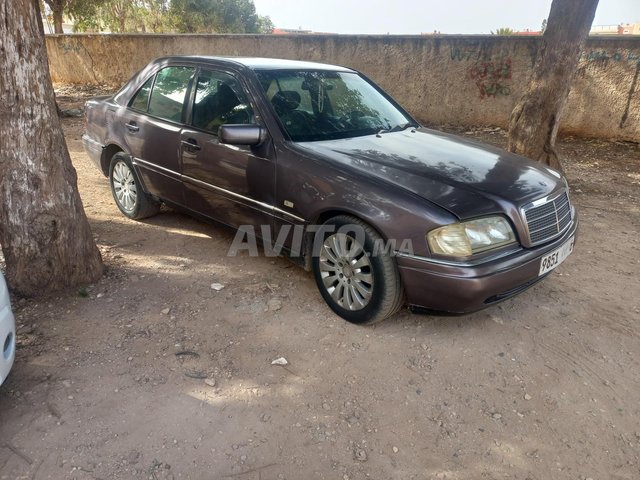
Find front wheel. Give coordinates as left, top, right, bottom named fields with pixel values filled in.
left=312, top=215, right=404, bottom=324
left=108, top=153, right=160, bottom=220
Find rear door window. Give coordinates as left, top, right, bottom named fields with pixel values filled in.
left=146, top=66, right=195, bottom=123
left=129, top=76, right=154, bottom=112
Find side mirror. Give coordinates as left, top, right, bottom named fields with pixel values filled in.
left=218, top=124, right=266, bottom=146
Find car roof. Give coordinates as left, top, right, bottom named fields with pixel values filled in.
left=153, top=56, right=355, bottom=72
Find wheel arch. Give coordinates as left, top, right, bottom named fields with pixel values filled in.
left=101, top=143, right=127, bottom=176
left=301, top=208, right=392, bottom=271
left=313, top=208, right=391, bottom=241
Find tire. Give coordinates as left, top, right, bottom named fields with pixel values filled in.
left=312, top=215, right=405, bottom=324
left=108, top=153, right=160, bottom=220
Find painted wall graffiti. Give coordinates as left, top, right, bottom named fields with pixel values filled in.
left=581, top=49, right=640, bottom=64
left=59, top=41, right=82, bottom=54
left=450, top=46, right=513, bottom=99
left=469, top=59, right=512, bottom=99
left=450, top=46, right=482, bottom=62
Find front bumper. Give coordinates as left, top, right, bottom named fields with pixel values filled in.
left=397, top=214, right=579, bottom=313
left=0, top=279, right=16, bottom=386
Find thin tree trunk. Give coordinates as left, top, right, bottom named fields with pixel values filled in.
left=0, top=0, right=103, bottom=296
left=48, top=0, right=65, bottom=33
left=507, top=0, right=598, bottom=171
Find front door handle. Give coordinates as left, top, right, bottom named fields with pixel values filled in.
left=181, top=139, right=201, bottom=152
left=125, top=122, right=139, bottom=133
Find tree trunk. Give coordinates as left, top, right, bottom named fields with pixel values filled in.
left=0, top=0, right=103, bottom=296
left=44, top=0, right=65, bottom=33
left=507, top=0, right=598, bottom=171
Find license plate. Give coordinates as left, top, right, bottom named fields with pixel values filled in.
left=539, top=236, right=575, bottom=276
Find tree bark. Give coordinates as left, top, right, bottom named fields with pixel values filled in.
left=0, top=0, right=103, bottom=296
left=507, top=0, right=598, bottom=171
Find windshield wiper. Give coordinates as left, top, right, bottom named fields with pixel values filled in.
left=377, top=123, right=418, bottom=136
left=389, top=122, right=418, bottom=132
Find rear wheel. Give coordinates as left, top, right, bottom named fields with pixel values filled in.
left=312, top=215, right=404, bottom=324
left=108, top=153, right=160, bottom=220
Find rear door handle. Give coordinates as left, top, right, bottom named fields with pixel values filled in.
left=181, top=139, right=201, bottom=152
left=125, top=122, right=139, bottom=133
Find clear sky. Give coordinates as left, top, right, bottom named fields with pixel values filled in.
left=252, top=0, right=640, bottom=34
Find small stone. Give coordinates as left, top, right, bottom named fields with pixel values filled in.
left=211, top=283, right=225, bottom=291
left=524, top=393, right=532, bottom=401
left=240, top=455, right=247, bottom=461
left=322, top=402, right=330, bottom=411
left=161, top=308, right=170, bottom=315
left=127, top=356, right=133, bottom=362
left=204, top=378, right=216, bottom=387
left=96, top=293, right=104, bottom=298
left=60, top=108, right=83, bottom=117
left=392, top=446, right=399, bottom=453
left=271, top=357, right=288, bottom=366
left=127, top=450, right=140, bottom=464
left=354, top=448, right=367, bottom=461
left=267, top=298, right=282, bottom=312
left=492, top=413, right=502, bottom=419
left=62, top=380, right=72, bottom=388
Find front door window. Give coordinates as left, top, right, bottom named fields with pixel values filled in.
left=191, top=70, right=255, bottom=134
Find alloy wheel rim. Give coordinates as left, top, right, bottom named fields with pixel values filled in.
left=319, top=233, right=373, bottom=311
left=112, top=161, right=137, bottom=213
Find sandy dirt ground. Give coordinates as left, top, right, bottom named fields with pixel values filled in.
left=1, top=89, right=639, bottom=480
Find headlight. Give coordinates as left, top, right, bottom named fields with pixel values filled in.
left=427, top=216, right=516, bottom=257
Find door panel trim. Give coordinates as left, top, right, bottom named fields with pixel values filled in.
left=182, top=175, right=305, bottom=223
left=133, top=157, right=181, bottom=181
left=133, top=156, right=304, bottom=223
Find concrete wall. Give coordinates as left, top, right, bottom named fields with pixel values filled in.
left=45, top=34, right=640, bottom=141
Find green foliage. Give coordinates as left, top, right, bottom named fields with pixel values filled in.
left=67, top=0, right=273, bottom=33
left=170, top=0, right=273, bottom=33
left=491, top=27, right=514, bottom=35
left=71, top=1, right=174, bottom=33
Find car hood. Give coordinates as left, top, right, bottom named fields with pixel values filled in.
left=295, top=128, right=563, bottom=219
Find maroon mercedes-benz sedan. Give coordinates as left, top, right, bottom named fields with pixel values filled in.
left=83, top=56, right=577, bottom=324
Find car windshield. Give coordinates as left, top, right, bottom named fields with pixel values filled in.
left=255, top=70, right=415, bottom=142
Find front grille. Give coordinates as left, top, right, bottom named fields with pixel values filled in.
left=524, top=191, right=572, bottom=245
